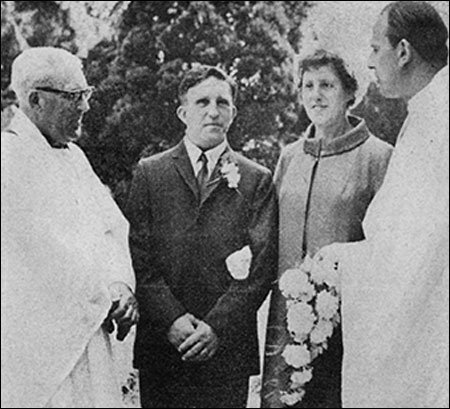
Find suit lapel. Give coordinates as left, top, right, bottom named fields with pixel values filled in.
left=200, top=146, right=235, bottom=206
left=171, top=142, right=200, bottom=202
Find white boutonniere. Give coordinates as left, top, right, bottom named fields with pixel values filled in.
left=225, top=245, right=252, bottom=280
left=219, top=156, right=241, bottom=189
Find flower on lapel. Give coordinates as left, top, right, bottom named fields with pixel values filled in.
left=219, top=156, right=241, bottom=189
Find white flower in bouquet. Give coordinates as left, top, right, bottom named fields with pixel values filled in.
left=287, top=302, right=316, bottom=341
left=280, top=391, right=306, bottom=406
left=313, top=252, right=341, bottom=290
left=279, top=252, right=342, bottom=406
left=310, top=259, right=328, bottom=285
left=225, top=245, right=252, bottom=280
left=323, top=267, right=339, bottom=290
left=299, top=254, right=315, bottom=273
left=315, top=290, right=339, bottom=320
left=279, top=268, right=315, bottom=302
left=310, top=319, right=334, bottom=345
left=282, top=344, right=312, bottom=369
left=290, top=368, right=313, bottom=389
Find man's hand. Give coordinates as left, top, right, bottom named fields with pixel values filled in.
left=179, top=320, right=219, bottom=362
left=167, top=313, right=199, bottom=349
left=104, top=281, right=139, bottom=341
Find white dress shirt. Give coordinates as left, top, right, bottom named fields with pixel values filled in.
left=184, top=136, right=228, bottom=179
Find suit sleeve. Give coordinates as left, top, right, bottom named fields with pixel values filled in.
left=126, top=162, right=187, bottom=332
left=204, top=169, right=278, bottom=337
left=273, top=148, right=287, bottom=192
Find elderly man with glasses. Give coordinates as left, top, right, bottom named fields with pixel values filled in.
left=1, top=47, right=138, bottom=408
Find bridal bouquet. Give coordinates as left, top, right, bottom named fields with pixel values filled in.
left=278, top=253, right=341, bottom=406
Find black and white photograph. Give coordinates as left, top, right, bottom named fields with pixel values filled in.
left=1, top=1, right=449, bottom=408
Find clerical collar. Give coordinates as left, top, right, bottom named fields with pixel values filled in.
left=42, top=133, right=69, bottom=149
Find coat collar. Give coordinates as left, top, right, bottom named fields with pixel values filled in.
left=171, top=141, right=200, bottom=201
left=183, top=137, right=228, bottom=177
left=7, top=109, right=73, bottom=151
left=7, top=109, right=51, bottom=150
left=303, top=116, right=370, bottom=158
left=201, top=145, right=236, bottom=206
left=408, top=66, right=448, bottom=116
left=171, top=141, right=236, bottom=206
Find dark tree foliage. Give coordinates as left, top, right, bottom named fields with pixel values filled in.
left=13, top=1, right=76, bottom=50
left=1, top=0, right=408, bottom=208
left=1, top=3, right=20, bottom=92
left=1, top=1, right=77, bottom=111
left=80, top=1, right=313, bottom=208
left=353, top=83, right=407, bottom=147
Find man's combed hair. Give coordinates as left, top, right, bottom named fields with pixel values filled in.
left=384, top=1, right=449, bottom=70
left=178, top=65, right=238, bottom=103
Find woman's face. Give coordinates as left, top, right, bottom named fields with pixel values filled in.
left=301, top=65, right=352, bottom=129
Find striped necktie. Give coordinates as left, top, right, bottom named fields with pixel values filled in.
left=197, top=151, right=209, bottom=195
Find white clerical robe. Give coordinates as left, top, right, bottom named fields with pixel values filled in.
left=337, top=67, right=449, bottom=408
left=1, top=110, right=136, bottom=408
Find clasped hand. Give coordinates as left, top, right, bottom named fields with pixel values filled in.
left=167, top=313, right=219, bottom=362
left=103, top=281, right=139, bottom=341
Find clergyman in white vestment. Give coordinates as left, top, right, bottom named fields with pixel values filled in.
left=1, top=47, right=139, bottom=408
left=318, top=2, right=449, bottom=408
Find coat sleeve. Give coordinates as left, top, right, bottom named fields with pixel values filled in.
left=274, top=146, right=291, bottom=195
left=126, top=162, right=187, bottom=332
left=203, top=169, right=278, bottom=338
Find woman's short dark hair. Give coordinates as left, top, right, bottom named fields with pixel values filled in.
left=178, top=65, right=237, bottom=103
left=383, top=1, right=448, bottom=70
left=298, top=49, right=358, bottom=107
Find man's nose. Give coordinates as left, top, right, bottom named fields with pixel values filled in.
left=77, top=97, right=90, bottom=113
left=310, top=86, right=323, bottom=100
left=207, top=103, right=219, bottom=117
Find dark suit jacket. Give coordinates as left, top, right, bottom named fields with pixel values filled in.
left=127, top=141, right=278, bottom=385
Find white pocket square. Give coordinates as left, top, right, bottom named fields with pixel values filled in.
left=226, top=245, right=252, bottom=280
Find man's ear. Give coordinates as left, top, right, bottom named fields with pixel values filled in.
left=397, top=39, right=413, bottom=68
left=176, top=105, right=187, bottom=125
left=231, top=105, right=237, bottom=122
left=297, top=89, right=303, bottom=106
left=225, top=105, right=238, bottom=132
left=28, top=91, right=41, bottom=109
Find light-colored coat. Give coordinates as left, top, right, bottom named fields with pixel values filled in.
left=262, top=117, right=393, bottom=408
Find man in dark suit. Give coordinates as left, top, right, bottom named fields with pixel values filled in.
left=126, top=65, right=278, bottom=408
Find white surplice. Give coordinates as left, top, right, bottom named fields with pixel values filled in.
left=1, top=110, right=136, bottom=408
left=337, top=67, right=449, bottom=408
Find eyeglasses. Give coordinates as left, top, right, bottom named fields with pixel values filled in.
left=33, top=86, right=95, bottom=103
